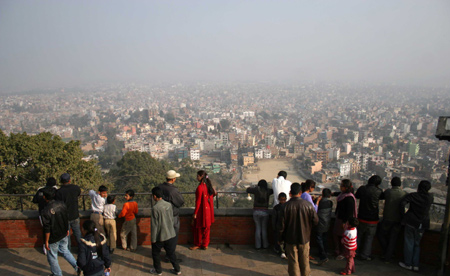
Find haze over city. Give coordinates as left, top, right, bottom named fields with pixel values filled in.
left=1, top=0, right=450, bottom=93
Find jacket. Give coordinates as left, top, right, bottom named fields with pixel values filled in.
left=158, top=182, right=185, bottom=217
left=278, top=197, right=318, bottom=245
left=246, top=186, right=273, bottom=209
left=41, top=200, right=69, bottom=244
left=382, top=187, right=407, bottom=222
left=334, top=193, right=356, bottom=223
left=400, top=191, right=434, bottom=230
left=151, top=199, right=176, bottom=243
left=316, top=198, right=333, bottom=233
left=55, top=184, right=81, bottom=220
left=77, top=233, right=111, bottom=276
left=355, top=184, right=384, bottom=222
left=118, top=200, right=138, bottom=221
left=272, top=203, right=284, bottom=231
left=33, top=186, right=57, bottom=214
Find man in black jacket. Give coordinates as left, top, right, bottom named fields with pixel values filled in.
left=279, top=183, right=319, bottom=276
left=42, top=188, right=78, bottom=276
left=55, top=173, right=81, bottom=248
left=354, top=175, right=384, bottom=261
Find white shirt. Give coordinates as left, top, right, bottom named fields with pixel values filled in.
left=89, top=190, right=105, bottom=213
left=103, top=204, right=116, bottom=219
left=272, top=176, right=292, bottom=207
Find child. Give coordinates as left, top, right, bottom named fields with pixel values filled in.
left=119, top=189, right=138, bottom=252
left=103, top=195, right=117, bottom=254
left=340, top=217, right=359, bottom=275
left=316, top=188, right=333, bottom=264
left=78, top=220, right=111, bottom=276
left=89, top=185, right=108, bottom=235
left=272, top=192, right=287, bottom=259
left=150, top=187, right=181, bottom=275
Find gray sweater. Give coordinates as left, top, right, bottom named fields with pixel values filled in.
left=151, top=199, right=176, bottom=243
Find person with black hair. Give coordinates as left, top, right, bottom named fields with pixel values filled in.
left=301, top=179, right=320, bottom=212
left=119, top=189, right=138, bottom=252
left=190, top=170, right=217, bottom=250
left=246, top=179, right=273, bottom=249
left=272, top=171, right=291, bottom=207
left=33, top=177, right=58, bottom=255
left=89, top=185, right=108, bottom=235
left=316, top=188, right=333, bottom=264
left=278, top=183, right=318, bottom=276
left=41, top=187, right=79, bottom=276
left=398, top=180, right=434, bottom=272
left=377, top=177, right=407, bottom=262
left=103, top=195, right=117, bottom=254
left=150, top=187, right=181, bottom=275
left=77, top=220, right=111, bottom=276
left=272, top=192, right=287, bottom=259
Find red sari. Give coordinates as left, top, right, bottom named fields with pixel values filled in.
left=193, top=182, right=215, bottom=247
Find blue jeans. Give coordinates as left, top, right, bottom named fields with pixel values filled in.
left=68, top=218, right=82, bottom=249
left=316, top=232, right=328, bottom=260
left=356, top=221, right=377, bottom=259
left=403, top=224, right=424, bottom=267
left=47, top=236, right=77, bottom=276
left=253, top=209, right=269, bottom=249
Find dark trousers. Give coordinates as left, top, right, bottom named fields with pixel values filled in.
left=316, top=232, right=328, bottom=260
left=377, top=220, right=401, bottom=261
left=356, top=221, right=377, bottom=259
left=152, top=236, right=180, bottom=273
left=273, top=231, right=285, bottom=254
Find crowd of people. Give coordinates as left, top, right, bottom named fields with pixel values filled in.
left=33, top=170, right=434, bottom=276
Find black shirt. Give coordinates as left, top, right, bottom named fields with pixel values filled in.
left=158, top=182, right=185, bottom=217
left=42, top=200, right=69, bottom=244
left=32, top=186, right=57, bottom=214
left=55, top=184, right=81, bottom=220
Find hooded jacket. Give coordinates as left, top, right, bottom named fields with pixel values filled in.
left=77, top=233, right=111, bottom=276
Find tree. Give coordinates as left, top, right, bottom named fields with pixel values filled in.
left=0, top=131, right=106, bottom=210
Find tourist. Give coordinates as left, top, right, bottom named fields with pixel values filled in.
left=55, top=173, right=82, bottom=248
left=272, top=171, right=292, bottom=207
left=246, top=179, right=273, bottom=250
left=272, top=192, right=287, bottom=259
left=278, top=183, right=318, bottom=276
left=89, top=185, right=108, bottom=235
left=41, top=187, right=79, bottom=276
left=332, top=179, right=357, bottom=261
left=340, top=217, right=359, bottom=275
left=377, top=177, right=407, bottom=262
left=159, top=170, right=185, bottom=244
left=150, top=187, right=181, bottom=275
left=315, top=188, right=333, bottom=264
left=300, top=179, right=320, bottom=212
left=119, top=189, right=138, bottom=252
left=398, top=180, right=434, bottom=272
left=32, top=177, right=57, bottom=255
left=103, top=195, right=117, bottom=254
left=190, top=170, right=217, bottom=250
left=354, top=175, right=384, bottom=261
left=77, top=220, right=111, bottom=276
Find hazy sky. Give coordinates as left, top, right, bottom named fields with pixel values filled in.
left=1, top=0, right=449, bottom=92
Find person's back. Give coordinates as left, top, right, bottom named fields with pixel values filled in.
left=280, top=196, right=318, bottom=245
left=42, top=200, right=70, bottom=244
left=272, top=171, right=291, bottom=206
left=317, top=197, right=333, bottom=234
left=355, top=182, right=383, bottom=222
left=401, top=188, right=434, bottom=230
left=383, top=186, right=407, bottom=222
left=151, top=199, right=176, bottom=243
left=55, top=183, right=81, bottom=221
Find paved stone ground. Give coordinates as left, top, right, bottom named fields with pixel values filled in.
left=0, top=244, right=437, bottom=276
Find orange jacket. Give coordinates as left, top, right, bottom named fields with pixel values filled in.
left=118, top=201, right=138, bottom=221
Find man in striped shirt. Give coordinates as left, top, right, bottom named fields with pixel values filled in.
left=340, top=218, right=359, bottom=275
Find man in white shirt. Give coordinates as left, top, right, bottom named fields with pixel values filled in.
left=272, top=171, right=292, bottom=207
left=89, top=185, right=108, bottom=235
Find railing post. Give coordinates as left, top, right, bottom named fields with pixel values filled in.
left=216, top=192, right=219, bottom=209
left=150, top=194, right=153, bottom=208
left=20, top=196, right=23, bottom=212
left=82, top=195, right=86, bottom=211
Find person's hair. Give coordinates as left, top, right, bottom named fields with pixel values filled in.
left=278, top=192, right=287, bottom=200
left=197, top=170, right=215, bottom=196
left=257, top=179, right=268, bottom=191
left=255, top=179, right=269, bottom=205
left=42, top=187, right=55, bottom=201
left=125, top=189, right=135, bottom=198
left=46, top=177, right=57, bottom=187
left=322, top=188, right=331, bottom=198
left=82, top=220, right=103, bottom=259
left=278, top=171, right=287, bottom=179
left=418, top=180, right=431, bottom=194
left=391, top=177, right=401, bottom=187
left=166, top=178, right=172, bottom=182
left=290, top=182, right=302, bottom=196
left=348, top=217, right=359, bottom=228
left=152, top=187, right=163, bottom=198
left=106, top=195, right=116, bottom=204
left=340, top=179, right=354, bottom=194
left=98, top=185, right=108, bottom=192
left=368, top=175, right=382, bottom=186
left=302, top=179, right=316, bottom=192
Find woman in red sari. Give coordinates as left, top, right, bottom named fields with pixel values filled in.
left=190, top=170, right=216, bottom=250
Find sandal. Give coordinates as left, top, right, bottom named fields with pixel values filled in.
left=189, top=246, right=200, bottom=250
left=339, top=272, right=348, bottom=275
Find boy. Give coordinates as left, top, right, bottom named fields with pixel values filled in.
left=316, top=188, right=333, bottom=264
left=104, top=195, right=117, bottom=254
left=119, top=189, right=138, bottom=252
left=89, top=185, right=108, bottom=235
left=300, top=179, right=320, bottom=212
left=150, top=187, right=181, bottom=275
left=340, top=217, right=359, bottom=275
left=272, top=192, right=287, bottom=259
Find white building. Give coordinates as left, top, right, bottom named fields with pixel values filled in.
left=190, top=149, right=200, bottom=161
left=339, top=160, right=352, bottom=177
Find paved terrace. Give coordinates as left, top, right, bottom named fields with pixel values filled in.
left=0, top=244, right=436, bottom=276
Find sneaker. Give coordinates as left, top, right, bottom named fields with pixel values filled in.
left=319, top=258, right=329, bottom=265
left=109, top=248, right=115, bottom=254
left=399, top=262, right=412, bottom=270
left=413, top=266, right=419, bottom=272
left=149, top=268, right=162, bottom=275
left=170, top=269, right=181, bottom=275
left=336, top=255, right=345, bottom=260
left=280, top=253, right=287, bottom=259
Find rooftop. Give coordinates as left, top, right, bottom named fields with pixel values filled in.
left=0, top=244, right=435, bottom=276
